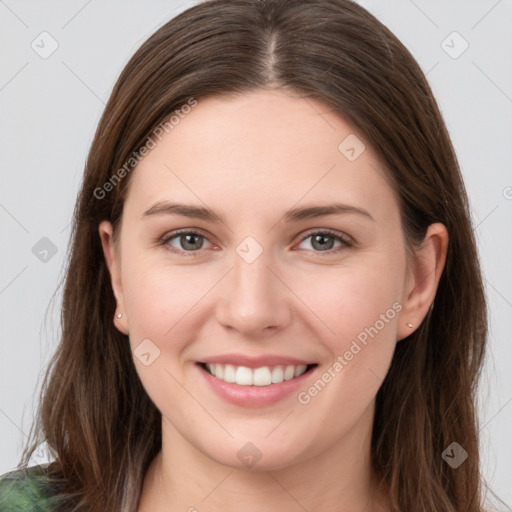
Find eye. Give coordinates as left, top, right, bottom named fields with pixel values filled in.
left=160, top=228, right=352, bottom=257
left=162, top=229, right=213, bottom=256
left=296, top=229, right=352, bottom=254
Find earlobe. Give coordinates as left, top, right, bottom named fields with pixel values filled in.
left=98, top=220, right=129, bottom=335
left=397, top=222, right=448, bottom=341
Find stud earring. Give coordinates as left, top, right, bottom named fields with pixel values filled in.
left=116, top=313, right=122, bottom=319
left=406, top=322, right=413, bottom=328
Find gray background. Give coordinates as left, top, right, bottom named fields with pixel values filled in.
left=1, top=0, right=511, bottom=507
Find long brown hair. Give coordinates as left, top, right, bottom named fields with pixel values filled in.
left=19, top=0, right=488, bottom=510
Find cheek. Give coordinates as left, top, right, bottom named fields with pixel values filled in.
left=291, top=253, right=403, bottom=412
left=120, top=253, right=227, bottom=393
left=122, top=253, right=207, bottom=338
left=292, top=268, right=401, bottom=439
left=297, top=255, right=404, bottom=350
left=120, top=257, right=211, bottom=409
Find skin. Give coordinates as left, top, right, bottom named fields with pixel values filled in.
left=99, top=88, right=448, bottom=512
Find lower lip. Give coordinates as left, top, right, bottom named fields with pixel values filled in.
left=196, top=363, right=317, bottom=408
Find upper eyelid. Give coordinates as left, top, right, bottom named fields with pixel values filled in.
left=163, top=228, right=214, bottom=245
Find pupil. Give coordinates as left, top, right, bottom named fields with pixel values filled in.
left=183, top=234, right=201, bottom=250
left=313, top=234, right=333, bottom=251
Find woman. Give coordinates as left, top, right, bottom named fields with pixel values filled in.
left=0, top=0, right=491, bottom=510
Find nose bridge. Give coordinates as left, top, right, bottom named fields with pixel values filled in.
left=232, top=239, right=278, bottom=307
left=234, top=245, right=271, bottom=292
left=216, top=235, right=291, bottom=334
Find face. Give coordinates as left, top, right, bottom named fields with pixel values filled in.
left=99, top=88, right=444, bottom=471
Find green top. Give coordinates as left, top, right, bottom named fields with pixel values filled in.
left=0, top=464, right=61, bottom=511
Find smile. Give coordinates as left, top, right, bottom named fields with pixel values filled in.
left=199, top=362, right=317, bottom=386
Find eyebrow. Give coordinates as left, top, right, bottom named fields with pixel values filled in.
left=142, top=201, right=374, bottom=223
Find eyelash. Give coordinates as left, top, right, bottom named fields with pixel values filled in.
left=159, top=228, right=353, bottom=257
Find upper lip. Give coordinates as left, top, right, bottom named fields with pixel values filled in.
left=198, top=353, right=316, bottom=368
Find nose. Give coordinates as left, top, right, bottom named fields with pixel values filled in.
left=215, top=247, right=293, bottom=337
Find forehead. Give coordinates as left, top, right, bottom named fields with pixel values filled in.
left=124, top=89, right=398, bottom=223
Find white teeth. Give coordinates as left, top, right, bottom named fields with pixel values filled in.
left=283, top=365, right=295, bottom=381
left=294, top=364, right=307, bottom=377
left=204, top=363, right=310, bottom=385
left=271, top=366, right=284, bottom=383
left=215, top=363, right=224, bottom=379
left=235, top=366, right=253, bottom=385
left=253, top=367, right=272, bottom=386
left=223, top=364, right=236, bottom=383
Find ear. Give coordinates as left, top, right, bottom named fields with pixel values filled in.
left=397, top=222, right=449, bottom=341
left=98, top=220, right=129, bottom=335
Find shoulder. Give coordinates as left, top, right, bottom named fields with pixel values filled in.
left=0, top=464, right=59, bottom=512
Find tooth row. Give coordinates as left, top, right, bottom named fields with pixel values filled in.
left=205, top=364, right=308, bottom=386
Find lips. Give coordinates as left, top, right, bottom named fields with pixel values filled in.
left=196, top=358, right=319, bottom=408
